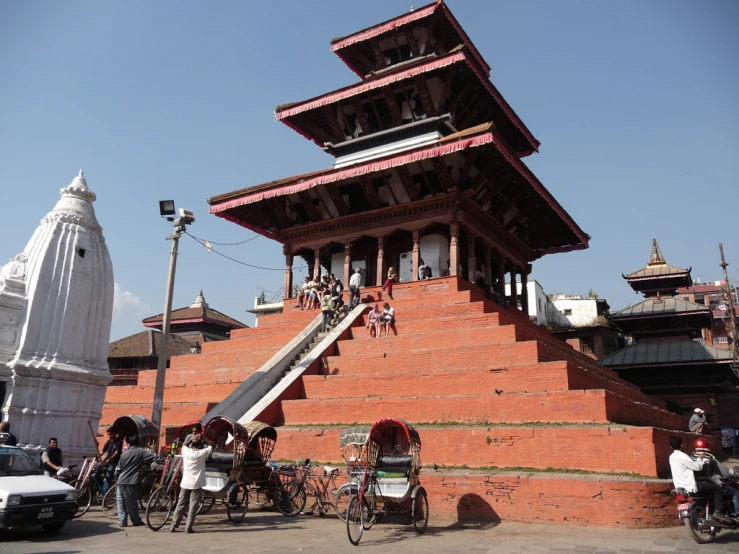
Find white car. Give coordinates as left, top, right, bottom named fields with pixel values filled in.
left=0, top=444, right=78, bottom=532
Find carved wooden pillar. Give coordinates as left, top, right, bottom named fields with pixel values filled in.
left=467, top=232, right=477, bottom=284
left=449, top=224, right=459, bottom=277
left=483, top=247, right=492, bottom=291
left=313, top=248, right=321, bottom=281
left=520, top=269, right=529, bottom=315
left=412, top=230, right=420, bottom=281
left=510, top=265, right=519, bottom=308
left=284, top=247, right=293, bottom=300
left=343, top=243, right=351, bottom=288
left=496, top=254, right=506, bottom=299
left=376, top=237, right=384, bottom=286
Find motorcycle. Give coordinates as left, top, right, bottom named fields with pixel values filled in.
left=672, top=471, right=739, bottom=543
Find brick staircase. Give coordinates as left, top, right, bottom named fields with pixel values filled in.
left=101, top=277, right=696, bottom=526
left=246, top=278, right=694, bottom=527
left=99, top=307, right=319, bottom=434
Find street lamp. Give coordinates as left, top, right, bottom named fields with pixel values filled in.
left=151, top=201, right=195, bottom=450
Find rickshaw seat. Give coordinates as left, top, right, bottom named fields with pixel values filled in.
left=376, top=454, right=413, bottom=477
left=207, top=451, right=234, bottom=464
left=323, top=466, right=341, bottom=476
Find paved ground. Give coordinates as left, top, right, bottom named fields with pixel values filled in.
left=2, top=508, right=739, bottom=554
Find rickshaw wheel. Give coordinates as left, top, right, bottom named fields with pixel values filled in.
left=146, top=487, right=175, bottom=531
left=227, top=483, right=248, bottom=523
left=412, top=488, right=429, bottom=534
left=198, top=494, right=215, bottom=514
left=346, top=495, right=366, bottom=546
left=251, top=488, right=273, bottom=509
left=275, top=480, right=306, bottom=517
left=102, top=485, right=118, bottom=519
left=69, top=479, right=92, bottom=518
left=138, top=473, right=158, bottom=509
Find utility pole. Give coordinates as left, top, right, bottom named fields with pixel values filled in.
left=719, top=243, right=739, bottom=375
left=151, top=206, right=195, bottom=451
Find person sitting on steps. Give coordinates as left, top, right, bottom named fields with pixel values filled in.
left=381, top=302, right=396, bottom=337
left=367, top=303, right=382, bottom=338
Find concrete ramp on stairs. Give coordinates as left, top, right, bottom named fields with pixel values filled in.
left=202, top=304, right=368, bottom=424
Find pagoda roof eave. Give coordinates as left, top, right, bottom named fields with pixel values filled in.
left=208, top=125, right=588, bottom=253
left=274, top=49, right=539, bottom=157
left=609, top=298, right=713, bottom=319
left=598, top=339, right=734, bottom=368
left=329, top=1, right=492, bottom=77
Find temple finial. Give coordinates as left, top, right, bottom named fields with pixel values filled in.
left=79, top=169, right=84, bottom=177
left=648, top=238, right=666, bottom=266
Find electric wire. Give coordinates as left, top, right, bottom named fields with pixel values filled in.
left=184, top=231, right=308, bottom=272
left=186, top=232, right=259, bottom=246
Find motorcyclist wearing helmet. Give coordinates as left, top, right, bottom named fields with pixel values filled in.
left=692, top=438, right=739, bottom=518
left=669, top=436, right=728, bottom=521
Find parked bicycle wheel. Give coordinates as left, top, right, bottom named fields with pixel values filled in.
left=102, top=485, right=118, bottom=519
left=69, top=479, right=92, bottom=518
left=146, top=487, right=175, bottom=531
left=227, top=483, right=248, bottom=523
left=303, top=481, right=320, bottom=515
left=346, top=495, right=369, bottom=546
left=275, top=480, right=306, bottom=517
left=333, top=482, right=356, bottom=522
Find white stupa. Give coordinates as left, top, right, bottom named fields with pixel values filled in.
left=0, top=170, right=114, bottom=462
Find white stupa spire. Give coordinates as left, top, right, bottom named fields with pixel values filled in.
left=0, top=170, right=114, bottom=462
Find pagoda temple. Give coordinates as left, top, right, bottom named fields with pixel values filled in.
left=209, top=1, right=590, bottom=304
left=101, top=1, right=699, bottom=527
left=600, top=239, right=737, bottom=428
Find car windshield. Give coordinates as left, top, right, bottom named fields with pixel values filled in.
left=0, top=447, right=41, bottom=475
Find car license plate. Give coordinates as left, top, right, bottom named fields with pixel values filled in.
left=38, top=507, right=54, bottom=520
left=677, top=503, right=690, bottom=511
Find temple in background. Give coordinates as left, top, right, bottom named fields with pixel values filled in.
left=600, top=239, right=736, bottom=428
left=107, top=290, right=247, bottom=385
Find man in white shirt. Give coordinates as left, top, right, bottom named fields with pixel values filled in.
left=669, top=436, right=727, bottom=520
left=349, top=268, right=362, bottom=309
left=169, top=433, right=213, bottom=533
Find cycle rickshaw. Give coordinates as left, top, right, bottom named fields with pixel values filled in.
left=346, top=418, right=429, bottom=545
left=198, top=416, right=250, bottom=523
left=145, top=420, right=207, bottom=530
left=100, top=414, right=161, bottom=519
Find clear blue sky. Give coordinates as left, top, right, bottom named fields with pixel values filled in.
left=1, top=1, right=737, bottom=341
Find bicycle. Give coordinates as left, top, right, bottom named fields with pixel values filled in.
left=101, top=466, right=159, bottom=520
left=146, top=455, right=184, bottom=530
left=275, top=459, right=356, bottom=520
left=68, top=458, right=109, bottom=518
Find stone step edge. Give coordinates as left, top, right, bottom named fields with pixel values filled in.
left=276, top=422, right=681, bottom=432
left=268, top=458, right=664, bottom=482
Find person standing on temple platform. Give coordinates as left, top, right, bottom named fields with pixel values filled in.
left=320, top=289, right=333, bottom=332
left=41, top=437, right=63, bottom=477
left=0, top=422, right=17, bottom=446
left=115, top=435, right=162, bottom=527
left=169, top=432, right=213, bottom=534
left=382, top=267, right=397, bottom=299
left=330, top=273, right=344, bottom=314
left=689, top=408, right=707, bottom=433
left=349, top=267, right=362, bottom=309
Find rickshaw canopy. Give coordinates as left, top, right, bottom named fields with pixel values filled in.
left=204, top=416, right=250, bottom=449
left=339, top=425, right=371, bottom=448
left=111, top=414, right=159, bottom=441
left=367, top=418, right=422, bottom=473
left=244, top=421, right=277, bottom=443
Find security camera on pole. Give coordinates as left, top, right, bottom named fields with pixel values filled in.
left=151, top=201, right=195, bottom=450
